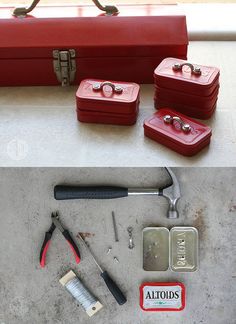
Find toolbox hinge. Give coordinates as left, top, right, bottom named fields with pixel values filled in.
left=53, top=49, right=76, bottom=87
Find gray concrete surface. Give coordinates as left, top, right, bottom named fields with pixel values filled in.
left=0, top=167, right=235, bottom=324
left=0, top=42, right=236, bottom=167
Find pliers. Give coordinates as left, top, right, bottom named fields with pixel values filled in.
left=40, top=212, right=81, bottom=268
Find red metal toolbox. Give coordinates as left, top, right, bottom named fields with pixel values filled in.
left=143, top=108, right=212, bottom=156
left=0, top=2, right=188, bottom=86
left=76, top=79, right=140, bottom=125
left=154, top=57, right=220, bottom=119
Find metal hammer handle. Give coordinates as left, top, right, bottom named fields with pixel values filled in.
left=54, top=185, right=128, bottom=200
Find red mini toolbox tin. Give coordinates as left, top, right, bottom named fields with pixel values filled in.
left=154, top=57, right=220, bottom=119
left=140, top=282, right=185, bottom=311
left=143, top=108, right=212, bottom=156
left=76, top=79, right=140, bottom=125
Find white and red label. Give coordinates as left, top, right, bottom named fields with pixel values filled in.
left=140, top=282, right=185, bottom=311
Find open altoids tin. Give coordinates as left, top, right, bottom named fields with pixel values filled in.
left=143, top=227, right=198, bottom=272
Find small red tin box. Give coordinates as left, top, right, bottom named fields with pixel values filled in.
left=154, top=57, right=220, bottom=119
left=143, top=108, right=212, bottom=156
left=140, top=282, right=185, bottom=312
left=76, top=79, right=140, bottom=125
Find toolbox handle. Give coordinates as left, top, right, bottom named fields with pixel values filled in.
left=13, top=0, right=118, bottom=17
left=172, top=62, right=202, bottom=75
left=93, top=81, right=123, bottom=94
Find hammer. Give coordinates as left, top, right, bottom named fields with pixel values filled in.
left=54, top=168, right=180, bottom=219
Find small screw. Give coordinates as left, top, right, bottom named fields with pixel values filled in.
left=114, top=257, right=119, bottom=263
left=106, top=247, right=112, bottom=255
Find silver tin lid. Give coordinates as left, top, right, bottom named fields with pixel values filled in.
left=143, top=227, right=169, bottom=271
left=170, top=227, right=198, bottom=272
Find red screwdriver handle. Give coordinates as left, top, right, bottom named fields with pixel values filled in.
left=62, top=230, right=81, bottom=264
left=40, top=232, right=53, bottom=268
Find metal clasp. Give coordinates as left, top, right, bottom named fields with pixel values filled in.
left=53, top=50, right=76, bottom=87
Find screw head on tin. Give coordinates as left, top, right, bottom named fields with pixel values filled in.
left=93, top=83, right=101, bottom=91
left=163, top=115, right=172, bottom=124
left=115, top=86, right=123, bottom=93
left=182, top=123, right=191, bottom=133
left=194, top=67, right=202, bottom=74
left=173, top=63, right=181, bottom=70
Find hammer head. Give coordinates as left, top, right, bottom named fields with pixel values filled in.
left=161, top=168, right=181, bottom=219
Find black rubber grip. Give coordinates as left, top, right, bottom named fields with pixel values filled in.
left=54, top=185, right=128, bottom=200
left=101, top=271, right=127, bottom=305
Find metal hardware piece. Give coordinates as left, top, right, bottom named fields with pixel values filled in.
left=114, top=257, right=119, bottom=263
left=164, top=115, right=191, bottom=133
left=143, top=227, right=169, bottom=271
left=13, top=0, right=118, bottom=17
left=106, top=247, right=112, bottom=255
left=112, top=211, right=119, bottom=242
left=170, top=227, right=198, bottom=272
left=93, top=81, right=123, bottom=94
left=53, top=49, right=76, bottom=87
left=92, top=0, right=119, bottom=15
left=127, top=226, right=134, bottom=249
left=13, top=0, right=40, bottom=17
left=172, top=62, right=202, bottom=75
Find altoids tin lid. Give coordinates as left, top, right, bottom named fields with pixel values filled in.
left=140, top=282, right=186, bottom=311
left=170, top=226, right=198, bottom=272
left=154, top=57, right=220, bottom=95
left=144, top=108, right=212, bottom=149
left=143, top=227, right=169, bottom=271
left=76, top=79, right=140, bottom=104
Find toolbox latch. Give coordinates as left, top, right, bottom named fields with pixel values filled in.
left=53, top=50, right=76, bottom=87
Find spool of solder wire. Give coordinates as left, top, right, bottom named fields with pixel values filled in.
left=59, top=270, right=103, bottom=317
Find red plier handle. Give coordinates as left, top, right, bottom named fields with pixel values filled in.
left=40, top=222, right=55, bottom=267
left=61, top=229, right=81, bottom=264
left=39, top=215, right=81, bottom=268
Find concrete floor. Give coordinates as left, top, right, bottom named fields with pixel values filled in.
left=0, top=167, right=235, bottom=324
left=0, top=42, right=236, bottom=167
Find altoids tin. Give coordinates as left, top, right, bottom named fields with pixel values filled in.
left=140, top=282, right=186, bottom=311
left=143, top=108, right=212, bottom=156
left=76, top=79, right=140, bottom=125
left=143, top=227, right=169, bottom=271
left=170, top=227, right=198, bottom=272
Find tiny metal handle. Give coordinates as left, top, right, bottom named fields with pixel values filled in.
left=13, top=0, right=118, bottom=17
left=93, top=81, right=123, bottom=94
left=172, top=62, right=201, bottom=75
left=163, top=115, right=191, bottom=133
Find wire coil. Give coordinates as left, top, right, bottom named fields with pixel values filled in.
left=65, top=277, right=97, bottom=311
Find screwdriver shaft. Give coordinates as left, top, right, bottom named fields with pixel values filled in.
left=77, top=233, right=103, bottom=272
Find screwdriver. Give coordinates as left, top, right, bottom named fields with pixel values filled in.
left=77, top=233, right=127, bottom=305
